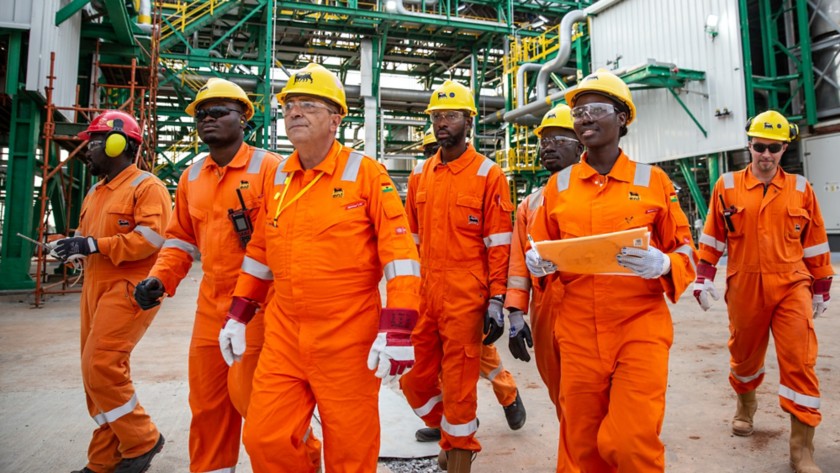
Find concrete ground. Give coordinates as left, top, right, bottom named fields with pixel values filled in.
left=2, top=261, right=839, bottom=472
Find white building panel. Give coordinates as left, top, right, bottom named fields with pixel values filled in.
left=25, top=0, right=82, bottom=114
left=589, top=0, right=747, bottom=164
left=802, top=134, right=840, bottom=233
left=0, top=0, right=32, bottom=30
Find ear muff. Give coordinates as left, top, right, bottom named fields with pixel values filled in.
left=104, top=119, right=128, bottom=158
left=789, top=123, right=799, bottom=141
left=744, top=117, right=752, bottom=132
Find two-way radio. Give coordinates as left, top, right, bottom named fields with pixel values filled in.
left=228, top=189, right=254, bottom=249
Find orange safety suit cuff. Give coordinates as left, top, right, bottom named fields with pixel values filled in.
left=489, top=282, right=507, bottom=299
left=504, top=289, right=529, bottom=313
left=384, top=289, right=420, bottom=312
left=809, top=265, right=835, bottom=281
left=233, top=272, right=271, bottom=304
left=698, top=248, right=722, bottom=266
left=148, top=270, right=179, bottom=298
left=659, top=253, right=687, bottom=303
left=95, top=236, right=113, bottom=257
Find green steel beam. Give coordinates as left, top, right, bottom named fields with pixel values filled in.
left=796, top=0, right=817, bottom=125
left=708, top=153, right=720, bottom=193
left=258, top=0, right=272, bottom=148
left=666, top=88, right=707, bottom=138
left=738, top=0, right=755, bottom=117
left=0, top=94, right=40, bottom=290
left=55, top=0, right=90, bottom=26
left=677, top=158, right=708, bottom=219
left=102, top=0, right=138, bottom=46
left=159, top=0, right=239, bottom=50
left=5, top=31, right=21, bottom=96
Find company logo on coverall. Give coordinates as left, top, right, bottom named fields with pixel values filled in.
left=333, top=188, right=344, bottom=198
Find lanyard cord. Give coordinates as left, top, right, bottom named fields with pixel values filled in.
left=272, top=171, right=324, bottom=225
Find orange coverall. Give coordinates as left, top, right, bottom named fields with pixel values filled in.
left=530, top=151, right=696, bottom=473
left=507, top=187, right=571, bottom=472
left=698, top=167, right=832, bottom=427
left=479, top=344, right=518, bottom=407
left=77, top=165, right=171, bottom=472
left=232, top=141, right=420, bottom=473
left=400, top=144, right=514, bottom=452
left=148, top=144, right=312, bottom=472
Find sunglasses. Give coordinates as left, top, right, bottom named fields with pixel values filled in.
left=750, top=142, right=784, bottom=154
left=540, top=136, right=580, bottom=148
left=87, top=140, right=104, bottom=151
left=430, top=111, right=465, bottom=123
left=195, top=106, right=242, bottom=121
left=570, top=103, right=620, bottom=121
left=282, top=100, right=337, bottom=114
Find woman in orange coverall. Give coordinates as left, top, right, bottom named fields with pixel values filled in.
left=526, top=69, right=697, bottom=473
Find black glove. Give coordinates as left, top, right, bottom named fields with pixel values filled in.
left=53, top=236, right=98, bottom=260
left=134, top=277, right=165, bottom=310
left=508, top=310, right=533, bottom=362
left=483, top=295, right=505, bottom=345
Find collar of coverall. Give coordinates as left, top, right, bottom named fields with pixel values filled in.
left=102, top=164, right=141, bottom=190
left=744, top=164, right=786, bottom=190
left=431, top=142, right=479, bottom=175
left=283, top=139, right=343, bottom=176
left=576, top=148, right=633, bottom=182
left=201, top=142, right=251, bottom=172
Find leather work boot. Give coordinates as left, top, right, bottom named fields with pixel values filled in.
left=731, top=390, right=757, bottom=436
left=114, top=433, right=165, bottom=473
left=503, top=390, right=526, bottom=430
left=416, top=427, right=442, bottom=442
left=438, top=448, right=475, bottom=472
left=790, top=415, right=822, bottom=473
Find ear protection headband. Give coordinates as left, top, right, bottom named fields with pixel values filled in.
left=105, top=119, right=128, bottom=158
left=744, top=116, right=799, bottom=141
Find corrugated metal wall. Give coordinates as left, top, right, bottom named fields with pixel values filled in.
left=590, top=0, right=747, bottom=164
left=25, top=0, right=82, bottom=113
left=0, top=0, right=32, bottom=29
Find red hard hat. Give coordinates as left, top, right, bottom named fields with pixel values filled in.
left=78, top=110, right=143, bottom=142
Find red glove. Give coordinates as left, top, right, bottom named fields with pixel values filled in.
left=366, top=308, right=418, bottom=381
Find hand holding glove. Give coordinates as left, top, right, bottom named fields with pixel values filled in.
left=134, top=277, right=166, bottom=310
left=616, top=246, right=670, bottom=279
left=813, top=277, right=832, bottom=318
left=483, top=295, right=505, bottom=345
left=219, top=297, right=259, bottom=366
left=367, top=308, right=418, bottom=382
left=508, top=310, right=533, bottom=362
left=693, top=262, right=720, bottom=311
left=525, top=248, right=557, bottom=277
left=53, top=236, right=98, bottom=261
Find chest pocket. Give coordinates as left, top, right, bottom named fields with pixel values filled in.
left=107, top=202, right=136, bottom=234
left=188, top=204, right=209, bottom=247
left=314, top=198, right=367, bottom=236
left=785, top=207, right=810, bottom=241
left=454, top=193, right=483, bottom=233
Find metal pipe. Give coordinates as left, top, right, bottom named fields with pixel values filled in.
left=536, top=9, right=587, bottom=102
left=390, top=0, right=508, bottom=30
left=502, top=90, right=566, bottom=125
left=138, top=0, right=151, bottom=24
left=516, top=62, right=543, bottom=109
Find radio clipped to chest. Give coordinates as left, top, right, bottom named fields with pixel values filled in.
left=228, top=188, right=253, bottom=248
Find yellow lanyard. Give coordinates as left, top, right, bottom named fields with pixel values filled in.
left=272, top=171, right=324, bottom=225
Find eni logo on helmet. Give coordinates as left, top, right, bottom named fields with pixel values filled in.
left=763, top=122, right=776, bottom=129
left=294, top=72, right=313, bottom=84
left=547, top=113, right=557, bottom=119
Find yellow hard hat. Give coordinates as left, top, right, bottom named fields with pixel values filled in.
left=565, top=69, right=636, bottom=125
left=276, top=63, right=348, bottom=117
left=746, top=110, right=798, bottom=142
left=186, top=78, right=255, bottom=120
left=426, top=80, right=477, bottom=116
left=534, top=104, right=575, bottom=138
left=422, top=129, right=437, bottom=147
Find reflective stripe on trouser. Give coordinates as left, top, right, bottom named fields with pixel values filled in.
left=557, top=287, right=673, bottom=473
left=400, top=270, right=484, bottom=452
left=479, top=344, right=518, bottom=407
left=80, top=278, right=160, bottom=472
left=726, top=271, right=821, bottom=426
left=244, top=283, right=380, bottom=473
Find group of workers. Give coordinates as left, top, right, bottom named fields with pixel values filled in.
left=55, top=62, right=832, bottom=473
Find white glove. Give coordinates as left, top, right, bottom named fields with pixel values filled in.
left=525, top=248, right=557, bottom=276
left=616, top=246, right=671, bottom=279
left=366, top=332, right=415, bottom=382
left=693, top=263, right=720, bottom=311
left=812, top=277, right=832, bottom=318
left=219, top=319, right=247, bottom=366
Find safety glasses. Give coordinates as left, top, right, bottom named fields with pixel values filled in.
left=570, top=103, right=620, bottom=121
left=195, top=106, right=242, bottom=121
left=430, top=111, right=465, bottom=123
left=540, top=136, right=580, bottom=148
left=86, top=140, right=104, bottom=151
left=750, top=142, right=783, bottom=154
left=282, top=100, right=337, bottom=115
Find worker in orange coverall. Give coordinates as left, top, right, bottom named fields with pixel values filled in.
left=526, top=69, right=697, bottom=473
left=414, top=129, right=525, bottom=445
left=399, top=80, right=516, bottom=473
left=216, top=63, right=421, bottom=473
left=65, top=110, right=171, bottom=473
left=694, top=110, right=833, bottom=473
left=133, top=78, right=321, bottom=472
left=506, top=104, right=582, bottom=472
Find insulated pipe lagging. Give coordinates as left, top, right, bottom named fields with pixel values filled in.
left=536, top=9, right=587, bottom=102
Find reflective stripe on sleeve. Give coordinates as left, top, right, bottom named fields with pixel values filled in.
left=673, top=244, right=696, bottom=274
left=484, top=232, right=512, bottom=248
left=507, top=276, right=530, bottom=290
left=341, top=151, right=365, bottom=182
left=383, top=259, right=421, bottom=280
left=242, top=256, right=273, bottom=281
left=247, top=148, right=267, bottom=174
left=134, top=225, right=165, bottom=248
left=722, top=172, right=735, bottom=189
left=556, top=166, right=572, bottom=192
left=188, top=158, right=206, bottom=182
left=163, top=238, right=200, bottom=261
left=699, top=233, right=726, bottom=252
left=131, top=172, right=151, bottom=187
left=92, top=393, right=138, bottom=426
left=803, top=242, right=830, bottom=258
left=476, top=158, right=495, bottom=177
left=796, top=174, right=807, bottom=192
left=633, top=163, right=652, bottom=187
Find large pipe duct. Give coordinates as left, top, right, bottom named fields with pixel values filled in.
left=536, top=9, right=587, bottom=102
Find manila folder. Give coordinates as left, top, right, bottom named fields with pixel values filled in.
left=533, top=227, right=650, bottom=275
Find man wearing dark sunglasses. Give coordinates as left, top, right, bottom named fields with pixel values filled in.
left=134, top=78, right=324, bottom=473
left=696, top=109, right=832, bottom=472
